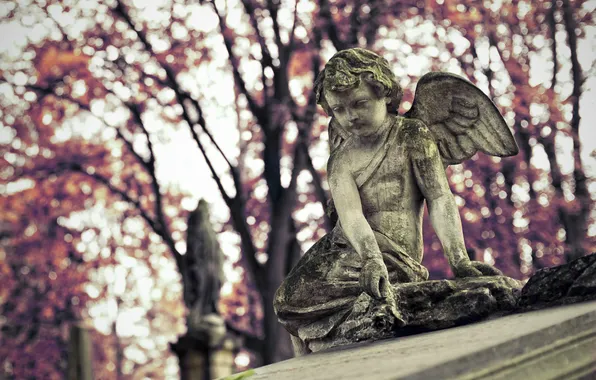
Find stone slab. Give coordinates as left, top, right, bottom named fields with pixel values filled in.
left=248, top=301, right=596, bottom=380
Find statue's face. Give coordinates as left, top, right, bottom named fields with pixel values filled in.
left=325, top=81, right=389, bottom=137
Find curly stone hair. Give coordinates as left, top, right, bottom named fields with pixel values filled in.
left=314, top=48, right=403, bottom=117
left=315, top=49, right=403, bottom=225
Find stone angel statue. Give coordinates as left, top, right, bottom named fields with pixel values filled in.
left=274, top=48, right=519, bottom=354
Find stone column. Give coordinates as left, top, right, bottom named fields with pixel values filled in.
left=210, top=338, right=238, bottom=379
left=171, top=316, right=240, bottom=380
left=171, top=335, right=210, bottom=380
left=68, top=322, right=94, bottom=380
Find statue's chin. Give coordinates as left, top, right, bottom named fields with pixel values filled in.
left=351, top=125, right=374, bottom=136
left=354, top=128, right=384, bottom=139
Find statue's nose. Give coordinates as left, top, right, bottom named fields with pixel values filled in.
left=347, top=111, right=358, bottom=122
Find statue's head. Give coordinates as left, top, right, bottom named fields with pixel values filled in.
left=314, top=48, right=402, bottom=117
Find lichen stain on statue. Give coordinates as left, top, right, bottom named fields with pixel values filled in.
left=273, top=48, right=523, bottom=355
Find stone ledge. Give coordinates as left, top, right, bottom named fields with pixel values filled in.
left=240, top=254, right=596, bottom=379
left=409, top=302, right=596, bottom=380
left=246, top=301, right=596, bottom=380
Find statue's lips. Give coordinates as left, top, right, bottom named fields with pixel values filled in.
left=349, top=122, right=367, bottom=129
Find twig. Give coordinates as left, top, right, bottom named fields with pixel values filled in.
left=266, top=0, right=283, bottom=52
left=206, top=0, right=263, bottom=121
left=24, top=83, right=151, bottom=172
left=347, top=3, right=361, bottom=46
left=319, top=0, right=346, bottom=51
left=547, top=0, right=559, bottom=88
left=286, top=0, right=299, bottom=55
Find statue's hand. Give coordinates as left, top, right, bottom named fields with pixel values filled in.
left=452, top=260, right=503, bottom=278
left=360, top=255, right=391, bottom=299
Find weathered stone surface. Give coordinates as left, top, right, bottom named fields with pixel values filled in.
left=518, top=253, right=596, bottom=309
left=300, top=275, right=522, bottom=353
left=282, top=254, right=596, bottom=354
left=246, top=301, right=596, bottom=380
left=238, top=256, right=596, bottom=379
left=275, top=47, right=519, bottom=356
left=395, top=276, right=521, bottom=330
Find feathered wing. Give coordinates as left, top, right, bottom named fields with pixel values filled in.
left=405, top=72, right=518, bottom=165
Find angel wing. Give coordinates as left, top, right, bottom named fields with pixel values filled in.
left=404, top=72, right=518, bottom=165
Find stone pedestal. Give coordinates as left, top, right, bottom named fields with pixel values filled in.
left=242, top=253, right=596, bottom=379
left=248, top=300, right=596, bottom=379
left=211, top=339, right=237, bottom=379
left=304, top=275, right=522, bottom=352
left=67, top=322, right=94, bottom=380
left=171, top=333, right=238, bottom=380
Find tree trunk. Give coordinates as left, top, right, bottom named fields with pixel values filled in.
left=260, top=137, right=310, bottom=364
left=561, top=0, right=589, bottom=261
left=262, top=287, right=294, bottom=364
left=262, top=216, right=295, bottom=364
left=263, top=129, right=283, bottom=205
left=113, top=320, right=123, bottom=380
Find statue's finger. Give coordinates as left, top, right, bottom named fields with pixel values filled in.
left=473, top=262, right=502, bottom=276
left=379, top=276, right=390, bottom=298
left=361, top=270, right=372, bottom=292
left=370, top=274, right=382, bottom=298
left=359, top=272, right=367, bottom=291
left=455, top=265, right=482, bottom=278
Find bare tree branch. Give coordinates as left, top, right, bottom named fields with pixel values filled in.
left=27, top=80, right=174, bottom=220
left=347, top=3, right=361, bottom=47
left=111, top=2, right=233, bottom=199
left=241, top=0, right=275, bottom=69
left=77, top=169, right=183, bottom=268
left=301, top=142, right=331, bottom=229
left=112, top=0, right=264, bottom=287
left=182, top=94, right=239, bottom=181
left=111, top=0, right=240, bottom=176
left=319, top=0, right=347, bottom=51
left=20, top=160, right=184, bottom=267
left=561, top=0, right=587, bottom=196
left=286, top=0, right=299, bottom=55
left=22, top=82, right=151, bottom=172
left=266, top=0, right=283, bottom=52
left=18, top=80, right=190, bottom=274
left=241, top=0, right=272, bottom=105
left=134, top=143, right=172, bottom=249
left=206, top=0, right=264, bottom=121
left=547, top=0, right=559, bottom=88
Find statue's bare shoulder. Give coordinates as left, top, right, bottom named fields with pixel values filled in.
left=327, top=138, right=361, bottom=181
left=398, top=118, right=437, bottom=157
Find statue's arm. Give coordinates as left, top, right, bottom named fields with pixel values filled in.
left=328, top=152, right=390, bottom=297
left=328, top=152, right=381, bottom=261
left=407, top=122, right=468, bottom=268
left=407, top=121, right=475, bottom=273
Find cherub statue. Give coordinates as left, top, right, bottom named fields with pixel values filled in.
left=274, top=48, right=519, bottom=354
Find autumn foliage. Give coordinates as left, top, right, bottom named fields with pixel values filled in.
left=0, top=0, right=594, bottom=378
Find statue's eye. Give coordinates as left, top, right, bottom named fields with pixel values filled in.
left=355, top=100, right=368, bottom=107
left=332, top=106, right=344, bottom=113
